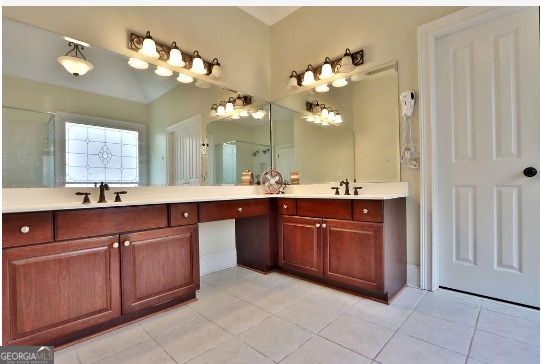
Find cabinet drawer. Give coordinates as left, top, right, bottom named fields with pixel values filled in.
left=296, top=199, right=352, bottom=220
left=55, top=205, right=168, bottom=240
left=276, top=198, right=296, bottom=215
left=199, top=199, right=268, bottom=222
left=352, top=200, right=384, bottom=223
left=169, top=203, right=199, bottom=226
left=3, top=212, right=53, bottom=248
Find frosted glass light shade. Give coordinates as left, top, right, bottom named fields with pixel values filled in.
left=210, top=59, right=222, bottom=79
left=339, top=49, right=355, bottom=73
left=321, top=107, right=329, bottom=118
left=177, top=73, right=194, bottom=83
left=319, top=58, right=334, bottom=79
left=216, top=104, right=226, bottom=116
left=128, top=58, right=149, bottom=70
left=168, top=45, right=185, bottom=67
left=302, top=70, right=315, bottom=86
left=155, top=66, right=173, bottom=76
left=225, top=101, right=234, bottom=113
left=139, top=32, right=159, bottom=59
left=334, top=113, right=343, bottom=123
left=190, top=51, right=207, bottom=74
left=57, top=56, right=93, bottom=76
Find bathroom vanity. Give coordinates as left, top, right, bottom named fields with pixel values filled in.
left=2, top=184, right=407, bottom=347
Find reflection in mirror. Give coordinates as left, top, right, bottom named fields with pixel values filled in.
left=271, top=62, right=400, bottom=184
left=2, top=18, right=270, bottom=188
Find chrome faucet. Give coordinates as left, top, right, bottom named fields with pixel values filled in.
left=97, top=182, right=110, bottom=203
left=340, top=179, right=350, bottom=195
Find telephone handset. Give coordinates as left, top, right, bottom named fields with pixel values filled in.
left=400, top=90, right=415, bottom=117
left=400, top=90, right=419, bottom=169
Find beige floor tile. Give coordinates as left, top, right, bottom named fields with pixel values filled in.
left=54, top=346, right=80, bottom=364
left=319, top=314, right=394, bottom=359
left=245, top=271, right=291, bottom=287
left=222, top=279, right=269, bottom=298
left=277, top=298, right=344, bottom=333
left=94, top=339, right=175, bottom=364
left=469, top=330, right=540, bottom=364
left=138, top=305, right=201, bottom=337
left=415, top=295, right=480, bottom=327
left=272, top=278, right=322, bottom=298
left=428, top=289, right=483, bottom=307
left=347, top=298, right=411, bottom=330
left=74, top=324, right=151, bottom=364
left=155, top=317, right=232, bottom=363
left=482, top=299, right=540, bottom=322
left=281, top=335, right=372, bottom=364
left=243, top=286, right=303, bottom=314
left=399, top=311, right=474, bottom=355
left=390, top=287, right=426, bottom=310
left=203, top=300, right=271, bottom=334
left=237, top=316, right=313, bottom=362
left=477, top=309, right=540, bottom=346
left=376, top=333, right=466, bottom=364
left=201, top=266, right=255, bottom=288
left=305, top=286, right=360, bottom=310
left=187, top=338, right=273, bottom=364
left=189, top=289, right=242, bottom=315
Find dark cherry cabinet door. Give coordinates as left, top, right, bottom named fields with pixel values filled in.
left=120, top=225, right=199, bottom=314
left=278, top=216, right=323, bottom=278
left=2, top=235, right=121, bottom=346
left=324, top=219, right=384, bottom=292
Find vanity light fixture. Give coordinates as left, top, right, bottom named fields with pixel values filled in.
left=216, top=101, right=226, bottom=116
left=301, top=64, right=316, bottom=86
left=155, top=66, right=173, bottom=77
left=286, top=48, right=363, bottom=89
left=305, top=100, right=343, bottom=126
left=177, top=72, right=194, bottom=83
left=209, top=94, right=252, bottom=118
left=190, top=51, right=207, bottom=75
left=225, top=97, right=236, bottom=113
left=128, top=57, right=149, bottom=70
left=251, top=108, right=267, bottom=120
left=167, top=41, right=185, bottom=67
left=139, top=31, right=160, bottom=59
left=209, top=104, right=218, bottom=117
left=210, top=58, right=222, bottom=79
left=57, top=40, right=94, bottom=76
left=315, top=83, right=329, bottom=93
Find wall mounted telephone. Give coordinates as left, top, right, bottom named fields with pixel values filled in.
left=400, top=90, right=419, bottom=169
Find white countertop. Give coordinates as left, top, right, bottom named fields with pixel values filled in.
left=2, top=182, right=408, bottom=213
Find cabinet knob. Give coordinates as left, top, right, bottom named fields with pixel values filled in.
left=124, top=241, right=131, bottom=247
left=363, top=208, right=369, bottom=214
left=20, top=226, right=30, bottom=234
left=112, top=242, right=119, bottom=249
left=322, top=223, right=327, bottom=228
left=183, top=212, right=189, bottom=218
left=283, top=205, right=288, bottom=209
left=316, top=223, right=321, bottom=228
left=238, top=207, right=243, bottom=212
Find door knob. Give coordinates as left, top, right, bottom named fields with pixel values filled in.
left=523, top=167, right=537, bottom=177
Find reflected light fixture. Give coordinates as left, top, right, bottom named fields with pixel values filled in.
left=177, top=73, right=194, bottom=83
left=57, top=40, right=94, bottom=76
left=302, top=64, right=316, bottom=86
left=216, top=101, right=226, bottom=116
left=167, top=41, right=185, bottom=67
left=239, top=110, right=249, bottom=117
left=339, top=48, right=356, bottom=73
left=332, top=78, right=348, bottom=87
left=155, top=66, right=173, bottom=76
left=251, top=108, right=267, bottom=120
left=286, top=70, right=300, bottom=90
left=305, top=100, right=343, bottom=126
left=209, top=104, right=218, bottom=117
left=231, top=114, right=241, bottom=119
left=139, top=31, right=160, bottom=59
left=128, top=57, right=149, bottom=69
left=210, top=58, right=222, bottom=79
left=319, top=57, right=334, bottom=79
left=190, top=50, right=207, bottom=74
left=334, top=112, right=343, bottom=123
left=315, top=84, right=329, bottom=93
left=225, top=97, right=235, bottom=113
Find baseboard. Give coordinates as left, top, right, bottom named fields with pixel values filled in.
left=407, top=264, right=420, bottom=288
left=200, top=249, right=237, bottom=275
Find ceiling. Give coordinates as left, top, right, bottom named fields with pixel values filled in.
left=238, top=6, right=300, bottom=26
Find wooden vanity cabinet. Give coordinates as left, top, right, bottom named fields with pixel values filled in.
left=278, top=198, right=406, bottom=302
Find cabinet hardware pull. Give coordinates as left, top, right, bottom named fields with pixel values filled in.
left=283, top=205, right=288, bottom=209
left=363, top=208, right=369, bottom=214
left=112, top=242, right=119, bottom=249
left=238, top=207, right=243, bottom=212
left=322, top=223, right=327, bottom=228
left=183, top=212, right=189, bottom=217
left=316, top=223, right=321, bottom=228
left=20, top=226, right=30, bottom=234
left=124, top=241, right=131, bottom=247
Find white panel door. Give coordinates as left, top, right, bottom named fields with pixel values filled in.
left=435, top=7, right=539, bottom=306
left=167, top=116, right=202, bottom=186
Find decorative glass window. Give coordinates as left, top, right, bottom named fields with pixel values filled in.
left=55, top=112, right=147, bottom=187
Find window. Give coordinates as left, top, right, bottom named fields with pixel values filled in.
left=55, top=112, right=147, bottom=186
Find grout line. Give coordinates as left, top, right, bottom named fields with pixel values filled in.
left=465, top=302, right=482, bottom=361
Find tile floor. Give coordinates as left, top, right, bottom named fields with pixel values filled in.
left=55, top=266, right=540, bottom=364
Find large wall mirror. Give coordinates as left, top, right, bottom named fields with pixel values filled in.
left=271, top=61, right=400, bottom=184
left=2, top=17, right=269, bottom=188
